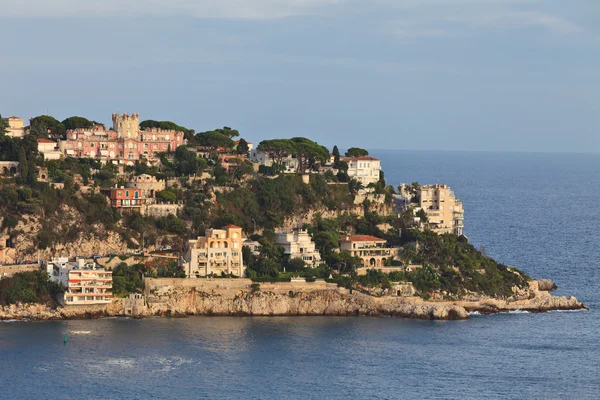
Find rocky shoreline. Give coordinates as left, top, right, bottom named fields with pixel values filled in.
left=0, top=280, right=587, bottom=322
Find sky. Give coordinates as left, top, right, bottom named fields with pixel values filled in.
left=1, top=0, right=599, bottom=153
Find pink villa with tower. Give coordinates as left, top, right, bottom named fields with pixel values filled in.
left=59, top=113, right=185, bottom=164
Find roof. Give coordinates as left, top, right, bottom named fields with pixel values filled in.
left=340, top=235, right=386, bottom=243
left=8, top=116, right=20, bottom=119
left=343, top=156, right=380, bottom=162
left=37, top=138, right=56, bottom=143
left=222, top=224, right=242, bottom=229
left=235, top=140, right=253, bottom=145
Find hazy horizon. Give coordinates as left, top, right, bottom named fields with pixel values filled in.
left=1, top=0, right=598, bottom=153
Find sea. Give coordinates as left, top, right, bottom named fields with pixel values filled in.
left=1, top=150, right=599, bottom=399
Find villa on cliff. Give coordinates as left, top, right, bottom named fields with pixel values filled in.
left=184, top=225, right=246, bottom=278
left=341, top=156, right=381, bottom=186
left=45, top=257, right=113, bottom=306
left=339, top=235, right=401, bottom=268
left=58, top=113, right=185, bottom=165
left=275, top=228, right=322, bottom=267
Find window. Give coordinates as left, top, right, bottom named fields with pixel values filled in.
left=125, top=190, right=130, bottom=198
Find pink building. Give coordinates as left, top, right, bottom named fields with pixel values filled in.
left=59, top=113, right=185, bottom=164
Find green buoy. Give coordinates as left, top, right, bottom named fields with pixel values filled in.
left=63, top=334, right=68, bottom=344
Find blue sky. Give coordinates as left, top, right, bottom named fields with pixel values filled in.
left=1, top=0, right=598, bottom=152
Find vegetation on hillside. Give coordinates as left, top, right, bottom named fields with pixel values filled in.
left=0, top=271, right=64, bottom=306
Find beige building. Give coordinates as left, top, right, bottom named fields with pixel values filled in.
left=339, top=235, right=400, bottom=268
left=5, top=116, right=26, bottom=138
left=275, top=229, right=322, bottom=267
left=343, top=156, right=381, bottom=185
left=185, top=225, right=246, bottom=278
left=125, top=174, right=166, bottom=198
left=46, top=257, right=113, bottom=306
left=417, top=184, right=464, bottom=236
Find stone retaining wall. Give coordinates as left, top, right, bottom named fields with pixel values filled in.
left=0, top=264, right=40, bottom=278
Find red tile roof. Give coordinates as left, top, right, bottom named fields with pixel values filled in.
left=37, top=138, right=56, bottom=143
left=223, top=224, right=242, bottom=229
left=340, top=235, right=386, bottom=243
left=8, top=116, right=20, bottom=119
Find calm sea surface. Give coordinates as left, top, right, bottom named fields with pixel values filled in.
left=1, top=150, right=599, bottom=399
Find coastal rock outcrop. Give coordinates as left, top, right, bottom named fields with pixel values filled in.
left=0, top=280, right=586, bottom=322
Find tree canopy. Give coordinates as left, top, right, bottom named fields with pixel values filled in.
left=30, top=115, right=66, bottom=138
left=140, top=120, right=190, bottom=134
left=195, top=130, right=235, bottom=151
left=62, top=116, right=94, bottom=130
left=345, top=147, right=369, bottom=157
left=236, top=138, right=249, bottom=155
left=290, top=137, right=329, bottom=173
left=0, top=115, right=8, bottom=135
left=257, top=139, right=295, bottom=171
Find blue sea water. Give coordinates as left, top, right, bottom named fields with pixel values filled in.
left=1, top=151, right=599, bottom=399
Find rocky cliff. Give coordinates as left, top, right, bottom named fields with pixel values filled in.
left=0, top=280, right=586, bottom=321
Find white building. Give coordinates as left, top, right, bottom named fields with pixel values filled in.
left=185, top=225, right=246, bottom=278
left=242, top=238, right=261, bottom=255
left=275, top=229, right=322, bottom=267
left=249, top=149, right=299, bottom=173
left=46, top=257, right=113, bottom=306
left=343, top=156, right=381, bottom=185
left=37, top=138, right=62, bottom=160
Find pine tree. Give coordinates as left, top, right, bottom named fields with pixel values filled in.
left=17, top=147, right=28, bottom=183
left=332, top=145, right=340, bottom=167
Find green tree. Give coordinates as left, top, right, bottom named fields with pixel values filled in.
left=345, top=147, right=369, bottom=157
left=17, top=147, right=28, bottom=183
left=0, top=115, right=8, bottom=135
left=332, top=145, right=340, bottom=166
left=256, top=139, right=295, bottom=172
left=290, top=137, right=329, bottom=173
left=62, top=116, right=94, bottom=130
left=236, top=138, right=250, bottom=155
left=195, top=131, right=235, bottom=152
left=156, top=189, right=178, bottom=203
left=214, top=126, right=239, bottom=139
left=174, top=145, right=202, bottom=176
left=30, top=115, right=66, bottom=138
left=139, top=120, right=189, bottom=134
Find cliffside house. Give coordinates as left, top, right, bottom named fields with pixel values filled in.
left=341, top=156, right=381, bottom=186
left=416, top=184, right=464, bottom=236
left=100, top=187, right=147, bottom=212
left=46, top=257, right=113, bottom=306
left=339, top=235, right=401, bottom=268
left=275, top=229, right=322, bottom=267
left=184, top=225, right=246, bottom=278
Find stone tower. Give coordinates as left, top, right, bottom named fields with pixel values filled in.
left=112, top=112, right=140, bottom=139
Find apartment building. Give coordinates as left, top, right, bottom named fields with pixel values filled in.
left=46, top=257, right=113, bottom=306
left=417, top=184, right=464, bottom=236
left=185, top=225, right=246, bottom=278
